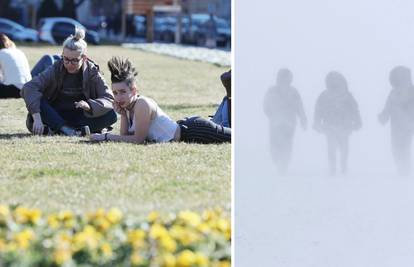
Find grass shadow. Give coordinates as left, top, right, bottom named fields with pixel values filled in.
left=0, top=133, right=32, bottom=140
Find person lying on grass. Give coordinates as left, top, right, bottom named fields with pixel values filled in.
left=21, top=28, right=117, bottom=136
left=90, top=56, right=231, bottom=144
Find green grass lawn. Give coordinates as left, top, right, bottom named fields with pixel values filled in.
left=0, top=45, right=230, bottom=216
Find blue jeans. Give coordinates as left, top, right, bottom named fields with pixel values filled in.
left=26, top=99, right=117, bottom=134
left=31, top=55, right=61, bottom=77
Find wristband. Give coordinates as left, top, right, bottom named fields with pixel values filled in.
left=104, top=133, right=108, bottom=141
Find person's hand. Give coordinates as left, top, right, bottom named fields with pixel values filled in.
left=90, top=133, right=106, bottom=142
left=32, top=113, right=44, bottom=135
left=74, top=100, right=91, bottom=112
left=113, top=101, right=126, bottom=115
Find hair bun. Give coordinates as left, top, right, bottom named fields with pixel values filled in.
left=74, top=28, right=86, bottom=41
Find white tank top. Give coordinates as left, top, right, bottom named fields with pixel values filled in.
left=127, top=96, right=178, bottom=142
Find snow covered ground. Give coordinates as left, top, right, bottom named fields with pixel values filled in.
left=236, top=1, right=414, bottom=266
left=122, top=43, right=231, bottom=67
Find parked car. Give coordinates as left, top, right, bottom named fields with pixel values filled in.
left=182, top=14, right=231, bottom=48
left=151, top=14, right=231, bottom=47
left=154, top=16, right=177, bottom=43
left=0, top=18, right=38, bottom=42
left=38, top=17, right=100, bottom=45
left=130, top=14, right=230, bottom=47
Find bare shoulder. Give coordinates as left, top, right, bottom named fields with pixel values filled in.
left=134, top=96, right=157, bottom=114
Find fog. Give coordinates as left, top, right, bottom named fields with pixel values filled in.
left=235, top=1, right=414, bottom=266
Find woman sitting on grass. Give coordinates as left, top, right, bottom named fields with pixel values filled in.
left=21, top=28, right=116, bottom=136
left=90, top=56, right=231, bottom=144
left=0, top=34, right=31, bottom=98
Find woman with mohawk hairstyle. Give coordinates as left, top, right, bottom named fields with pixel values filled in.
left=90, top=56, right=231, bottom=144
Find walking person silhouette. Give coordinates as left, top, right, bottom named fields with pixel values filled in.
left=264, top=69, right=307, bottom=175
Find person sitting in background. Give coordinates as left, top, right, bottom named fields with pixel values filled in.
left=21, top=28, right=117, bottom=136
left=0, top=34, right=31, bottom=98
left=90, top=56, right=231, bottom=144
left=31, top=54, right=61, bottom=78
left=212, top=69, right=231, bottom=128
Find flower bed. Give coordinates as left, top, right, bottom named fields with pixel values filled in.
left=0, top=205, right=231, bottom=266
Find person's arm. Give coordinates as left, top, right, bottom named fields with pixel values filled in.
left=295, top=89, right=307, bottom=130
left=313, top=94, right=323, bottom=133
left=112, top=101, right=129, bottom=135
left=21, top=63, right=56, bottom=135
left=20, top=63, right=55, bottom=115
left=91, top=98, right=154, bottom=143
left=350, top=94, right=362, bottom=130
left=85, top=70, right=114, bottom=117
left=378, top=91, right=392, bottom=125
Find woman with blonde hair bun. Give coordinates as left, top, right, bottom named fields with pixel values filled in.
left=21, top=28, right=117, bottom=136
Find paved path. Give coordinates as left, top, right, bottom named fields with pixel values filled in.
left=122, top=43, right=231, bottom=67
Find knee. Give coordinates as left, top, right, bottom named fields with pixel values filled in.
left=106, top=110, right=118, bottom=125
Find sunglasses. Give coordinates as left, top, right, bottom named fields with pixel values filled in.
left=62, top=55, right=83, bottom=65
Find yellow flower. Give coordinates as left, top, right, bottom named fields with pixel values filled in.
left=170, top=226, right=200, bottom=246
left=178, top=211, right=201, bottom=227
left=14, top=229, right=35, bottom=249
left=196, top=223, right=211, bottom=234
left=63, top=219, right=76, bottom=229
left=28, top=209, right=42, bottom=224
left=160, top=253, right=176, bottom=267
left=202, top=210, right=218, bottom=222
left=56, top=232, right=72, bottom=244
left=53, top=248, right=72, bottom=265
left=195, top=252, right=209, bottom=266
left=128, top=229, right=146, bottom=249
left=14, top=207, right=41, bottom=224
left=128, top=229, right=145, bottom=241
left=150, top=223, right=169, bottom=240
left=216, top=219, right=230, bottom=233
left=14, top=207, right=29, bottom=224
left=72, top=225, right=100, bottom=251
left=176, top=250, right=196, bottom=267
left=58, top=210, right=74, bottom=221
left=0, top=239, right=6, bottom=251
left=147, top=211, right=160, bottom=223
left=87, top=208, right=105, bottom=222
left=130, top=251, right=144, bottom=266
left=47, top=215, right=60, bottom=229
left=106, top=208, right=123, bottom=224
left=100, top=242, right=113, bottom=257
left=215, top=260, right=231, bottom=267
left=94, top=217, right=110, bottom=232
left=215, top=218, right=231, bottom=240
left=0, top=205, right=10, bottom=220
left=159, top=236, right=177, bottom=253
